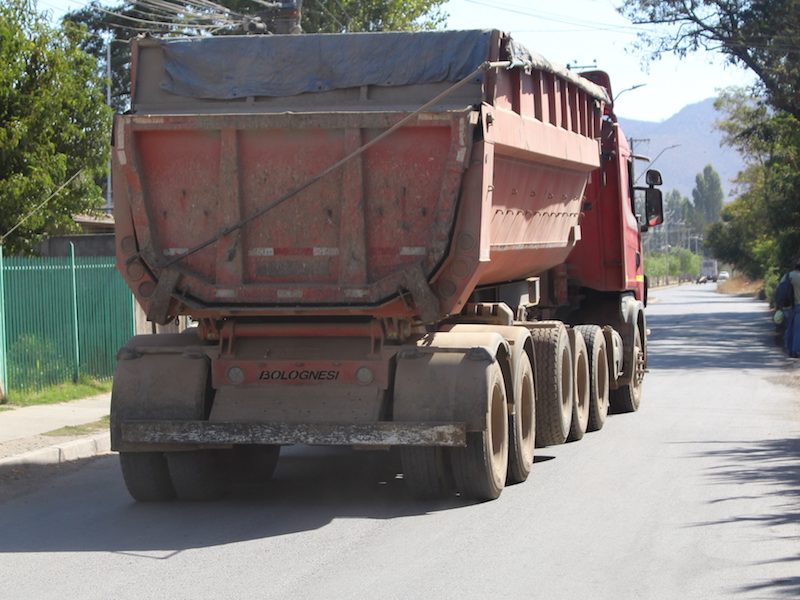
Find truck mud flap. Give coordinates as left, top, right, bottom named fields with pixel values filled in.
left=119, top=420, right=466, bottom=449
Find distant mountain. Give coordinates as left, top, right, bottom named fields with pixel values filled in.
left=618, top=98, right=744, bottom=202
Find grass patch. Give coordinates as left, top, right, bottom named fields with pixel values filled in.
left=44, top=415, right=109, bottom=437
left=0, top=405, right=14, bottom=412
left=2, top=376, right=112, bottom=408
left=718, top=276, right=764, bottom=297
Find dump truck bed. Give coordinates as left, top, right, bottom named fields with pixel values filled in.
left=112, top=31, right=608, bottom=323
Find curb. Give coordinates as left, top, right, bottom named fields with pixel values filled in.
left=0, top=432, right=112, bottom=468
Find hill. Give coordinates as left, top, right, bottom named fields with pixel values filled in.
left=618, top=98, right=744, bottom=201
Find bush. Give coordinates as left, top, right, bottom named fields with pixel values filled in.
left=7, top=334, right=72, bottom=391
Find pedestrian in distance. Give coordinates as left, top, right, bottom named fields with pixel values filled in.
left=775, top=260, right=800, bottom=358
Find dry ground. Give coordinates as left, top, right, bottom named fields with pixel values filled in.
left=717, top=275, right=764, bottom=297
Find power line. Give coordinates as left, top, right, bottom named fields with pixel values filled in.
left=93, top=3, right=239, bottom=31
left=1, top=171, right=85, bottom=245
left=464, top=1, right=800, bottom=53
left=463, top=0, right=646, bottom=35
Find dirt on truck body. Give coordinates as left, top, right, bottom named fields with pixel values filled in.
left=111, top=29, right=664, bottom=502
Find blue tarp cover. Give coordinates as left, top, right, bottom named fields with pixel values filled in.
left=160, top=30, right=495, bottom=99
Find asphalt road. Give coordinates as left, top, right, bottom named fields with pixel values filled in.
left=1, top=284, right=798, bottom=600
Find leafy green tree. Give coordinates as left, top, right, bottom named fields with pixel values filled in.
left=691, top=164, right=724, bottom=227
left=664, top=188, right=705, bottom=233
left=618, top=0, right=800, bottom=119
left=302, top=0, right=446, bottom=32
left=674, top=247, right=701, bottom=278
left=715, top=88, right=800, bottom=253
left=646, top=189, right=689, bottom=249
left=705, top=186, right=768, bottom=279
left=65, top=0, right=447, bottom=112
left=0, top=0, right=111, bottom=254
left=707, top=88, right=800, bottom=281
left=664, top=189, right=689, bottom=223
left=643, top=248, right=699, bottom=283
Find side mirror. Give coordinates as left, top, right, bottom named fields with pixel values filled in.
left=646, top=169, right=663, bottom=186
left=645, top=188, right=664, bottom=227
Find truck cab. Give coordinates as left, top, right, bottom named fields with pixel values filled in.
left=566, top=70, right=663, bottom=305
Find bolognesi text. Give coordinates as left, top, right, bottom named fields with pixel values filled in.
left=259, top=369, right=340, bottom=382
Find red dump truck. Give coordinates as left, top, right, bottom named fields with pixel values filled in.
left=110, top=30, right=664, bottom=502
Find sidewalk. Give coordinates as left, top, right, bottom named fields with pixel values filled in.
left=0, top=393, right=112, bottom=467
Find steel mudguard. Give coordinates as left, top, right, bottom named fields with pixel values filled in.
left=393, top=331, right=509, bottom=432
left=110, top=331, right=212, bottom=451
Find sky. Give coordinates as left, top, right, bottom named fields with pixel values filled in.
left=444, top=0, right=755, bottom=122
left=37, top=0, right=756, bottom=123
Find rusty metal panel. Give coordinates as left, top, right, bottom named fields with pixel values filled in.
left=115, top=111, right=473, bottom=314
left=114, top=33, right=607, bottom=323
left=120, top=420, right=466, bottom=447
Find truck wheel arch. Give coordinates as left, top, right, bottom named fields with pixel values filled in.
left=111, top=330, right=213, bottom=452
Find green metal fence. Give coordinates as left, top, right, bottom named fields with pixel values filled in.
left=0, top=246, right=135, bottom=393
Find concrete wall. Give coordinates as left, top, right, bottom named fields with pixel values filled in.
left=40, top=235, right=116, bottom=257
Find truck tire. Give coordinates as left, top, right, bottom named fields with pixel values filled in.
left=506, top=351, right=535, bottom=484
left=610, top=327, right=644, bottom=413
left=166, top=450, right=230, bottom=501
left=119, top=452, right=175, bottom=502
left=530, top=325, right=573, bottom=447
left=450, top=361, right=509, bottom=501
left=575, top=325, right=609, bottom=432
left=229, top=444, right=281, bottom=485
left=400, top=447, right=453, bottom=499
left=567, top=329, right=589, bottom=442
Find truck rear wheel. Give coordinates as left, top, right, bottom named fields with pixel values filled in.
left=567, top=330, right=589, bottom=442
left=576, top=325, right=609, bottom=431
left=229, top=445, right=281, bottom=485
left=610, top=327, right=644, bottom=413
left=400, top=447, right=453, bottom=499
left=119, top=452, right=175, bottom=502
left=506, top=352, right=535, bottom=484
left=531, top=325, right=573, bottom=447
left=450, top=362, right=509, bottom=500
left=167, top=450, right=230, bottom=501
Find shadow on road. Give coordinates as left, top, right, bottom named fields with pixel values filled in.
left=684, top=437, right=800, bottom=598
left=647, top=310, right=786, bottom=370
left=0, top=442, right=556, bottom=555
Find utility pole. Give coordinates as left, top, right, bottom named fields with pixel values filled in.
left=629, top=138, right=651, bottom=159
left=106, top=39, right=112, bottom=212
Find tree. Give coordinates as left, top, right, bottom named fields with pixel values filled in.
left=0, top=0, right=111, bottom=254
left=301, top=0, right=446, bottom=32
left=618, top=0, right=800, bottom=119
left=65, top=0, right=447, bottom=112
left=707, top=88, right=800, bottom=284
left=691, top=164, right=724, bottom=227
left=664, top=188, right=704, bottom=232
left=705, top=179, right=775, bottom=280
left=714, top=87, right=800, bottom=262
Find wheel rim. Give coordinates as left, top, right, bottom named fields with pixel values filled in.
left=597, top=345, right=609, bottom=410
left=490, top=378, right=508, bottom=476
left=576, top=349, right=589, bottom=419
left=630, top=332, right=645, bottom=403
left=633, top=333, right=645, bottom=387
left=560, top=345, right=573, bottom=420
left=520, top=368, right=534, bottom=447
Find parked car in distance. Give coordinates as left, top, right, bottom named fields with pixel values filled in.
left=718, top=270, right=730, bottom=281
